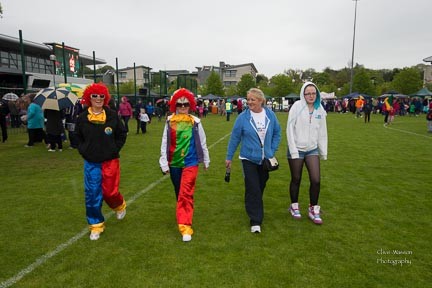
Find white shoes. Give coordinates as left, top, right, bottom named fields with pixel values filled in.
left=116, top=209, right=126, bottom=220
left=289, top=203, right=302, bottom=219
left=251, top=225, right=261, bottom=233
left=182, top=234, right=192, bottom=242
left=89, top=231, right=101, bottom=241
left=308, top=205, right=323, bottom=225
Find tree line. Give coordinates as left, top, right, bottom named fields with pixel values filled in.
left=84, top=63, right=428, bottom=98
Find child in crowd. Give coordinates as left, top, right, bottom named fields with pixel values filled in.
left=139, top=108, right=150, bottom=134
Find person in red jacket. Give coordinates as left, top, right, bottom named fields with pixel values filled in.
left=76, top=83, right=128, bottom=240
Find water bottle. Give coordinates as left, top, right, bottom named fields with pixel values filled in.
left=224, top=167, right=231, bottom=183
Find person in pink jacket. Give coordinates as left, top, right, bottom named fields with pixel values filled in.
left=118, top=96, right=133, bottom=133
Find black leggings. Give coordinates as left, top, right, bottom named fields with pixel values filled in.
left=288, top=155, right=320, bottom=206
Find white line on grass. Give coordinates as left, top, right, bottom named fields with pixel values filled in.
left=0, top=132, right=232, bottom=288
left=385, top=126, right=432, bottom=139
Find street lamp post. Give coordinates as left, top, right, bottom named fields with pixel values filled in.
left=349, top=0, right=359, bottom=94
left=49, top=54, right=57, bottom=88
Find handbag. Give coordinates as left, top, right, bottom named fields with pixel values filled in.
left=263, top=156, right=279, bottom=171
left=252, top=124, right=279, bottom=171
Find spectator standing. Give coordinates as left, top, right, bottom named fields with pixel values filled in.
left=427, top=107, right=432, bottom=133
left=139, top=108, right=150, bottom=134
left=65, top=99, right=83, bottom=149
left=237, top=98, right=243, bottom=114
left=145, top=101, right=155, bottom=123
left=45, top=109, right=64, bottom=152
left=8, top=100, right=20, bottom=128
left=225, top=100, right=233, bottom=121
left=25, top=94, right=46, bottom=147
left=118, top=96, right=133, bottom=133
left=135, top=99, right=144, bottom=134
left=0, top=98, right=9, bottom=142
left=355, top=97, right=364, bottom=118
left=363, top=99, right=372, bottom=123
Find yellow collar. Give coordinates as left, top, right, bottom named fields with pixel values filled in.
left=170, top=114, right=194, bottom=124
left=87, top=107, right=106, bottom=124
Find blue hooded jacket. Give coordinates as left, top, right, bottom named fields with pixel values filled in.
left=226, top=106, right=281, bottom=164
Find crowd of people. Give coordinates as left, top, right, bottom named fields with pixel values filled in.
left=2, top=82, right=431, bottom=242
left=323, top=96, right=429, bottom=117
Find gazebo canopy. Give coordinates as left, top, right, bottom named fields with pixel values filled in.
left=410, top=87, right=432, bottom=98
left=342, top=92, right=373, bottom=100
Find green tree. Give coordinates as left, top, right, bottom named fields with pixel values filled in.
left=301, top=68, right=316, bottom=82
left=269, top=74, right=294, bottom=97
left=206, top=71, right=224, bottom=96
left=256, top=74, right=268, bottom=85
left=0, top=3, right=3, bottom=18
left=98, top=65, right=115, bottom=74
left=198, top=85, right=207, bottom=97
left=392, top=67, right=423, bottom=95
left=376, top=82, right=393, bottom=96
left=320, top=83, right=338, bottom=94
left=83, top=66, right=93, bottom=75
left=119, top=80, right=137, bottom=94
left=236, top=74, right=256, bottom=97
left=312, top=71, right=331, bottom=86
left=352, top=68, right=375, bottom=95
left=168, top=79, right=178, bottom=95
left=225, top=85, right=238, bottom=97
left=334, top=68, right=350, bottom=89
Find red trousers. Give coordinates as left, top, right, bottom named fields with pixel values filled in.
left=172, top=166, right=198, bottom=227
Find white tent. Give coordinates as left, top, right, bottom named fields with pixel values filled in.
left=321, top=92, right=336, bottom=100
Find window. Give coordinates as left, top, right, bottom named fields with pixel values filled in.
left=224, top=70, right=236, bottom=77
left=32, top=79, right=50, bottom=88
left=0, top=51, right=9, bottom=66
left=119, top=72, right=127, bottom=79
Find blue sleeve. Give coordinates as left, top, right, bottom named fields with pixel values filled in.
left=226, top=116, right=242, bottom=160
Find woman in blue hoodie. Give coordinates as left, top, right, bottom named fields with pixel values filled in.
left=226, top=88, right=281, bottom=234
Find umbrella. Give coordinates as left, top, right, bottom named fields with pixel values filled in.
left=385, top=90, right=399, bottom=95
left=378, top=93, right=408, bottom=99
left=155, top=98, right=165, bottom=104
left=33, top=87, right=78, bottom=111
left=2, top=93, right=19, bottom=101
left=201, top=94, right=221, bottom=100
left=58, top=83, right=87, bottom=98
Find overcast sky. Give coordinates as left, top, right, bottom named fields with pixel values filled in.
left=1, top=0, right=431, bottom=77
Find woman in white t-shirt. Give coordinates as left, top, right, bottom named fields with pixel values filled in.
left=225, top=88, right=281, bottom=234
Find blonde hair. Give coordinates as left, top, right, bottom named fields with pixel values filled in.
left=247, top=88, right=265, bottom=103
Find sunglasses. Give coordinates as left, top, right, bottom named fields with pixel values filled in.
left=176, top=103, right=190, bottom=108
left=91, top=94, right=105, bottom=99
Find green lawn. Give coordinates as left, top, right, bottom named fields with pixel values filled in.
left=1, top=111, right=431, bottom=287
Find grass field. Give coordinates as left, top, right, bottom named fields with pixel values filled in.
left=1, top=111, right=431, bottom=287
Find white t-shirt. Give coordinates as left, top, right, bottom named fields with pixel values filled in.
left=140, top=113, right=150, bottom=122
left=251, top=109, right=267, bottom=146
